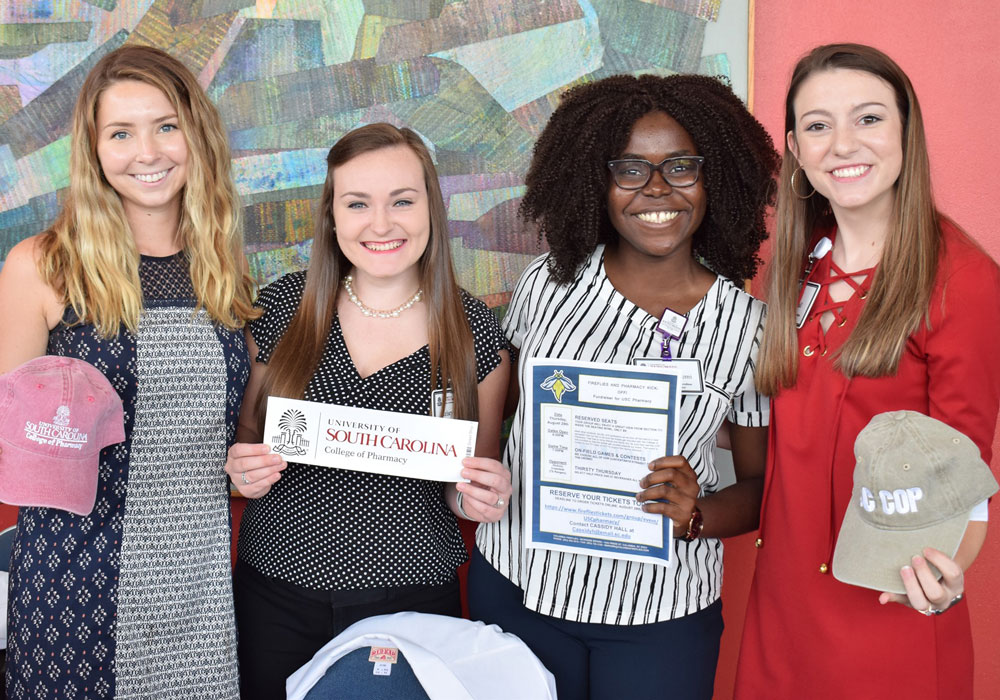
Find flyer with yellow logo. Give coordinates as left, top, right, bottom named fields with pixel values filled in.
left=524, top=359, right=680, bottom=566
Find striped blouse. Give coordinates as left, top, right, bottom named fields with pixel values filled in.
left=475, top=246, right=768, bottom=624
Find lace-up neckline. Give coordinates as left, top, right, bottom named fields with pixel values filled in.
left=801, top=253, right=875, bottom=358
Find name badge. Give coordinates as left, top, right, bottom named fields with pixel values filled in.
left=796, top=281, right=821, bottom=329
left=657, top=308, right=688, bottom=339
left=431, top=388, right=454, bottom=419
left=632, top=357, right=705, bottom=394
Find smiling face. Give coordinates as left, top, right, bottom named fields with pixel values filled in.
left=606, top=110, right=706, bottom=264
left=332, top=144, right=430, bottom=286
left=95, top=80, right=189, bottom=221
left=788, top=68, right=904, bottom=221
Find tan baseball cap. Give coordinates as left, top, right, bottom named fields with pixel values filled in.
left=833, top=410, right=998, bottom=594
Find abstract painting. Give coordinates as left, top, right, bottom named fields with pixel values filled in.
left=0, top=0, right=748, bottom=308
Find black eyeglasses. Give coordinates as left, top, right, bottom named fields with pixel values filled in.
left=607, top=156, right=705, bottom=190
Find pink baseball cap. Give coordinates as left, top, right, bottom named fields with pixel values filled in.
left=0, top=356, right=125, bottom=516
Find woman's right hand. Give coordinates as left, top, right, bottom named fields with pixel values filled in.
left=879, top=548, right=967, bottom=615
left=225, top=443, right=286, bottom=498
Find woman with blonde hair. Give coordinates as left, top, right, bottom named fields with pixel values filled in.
left=736, top=43, right=1000, bottom=698
left=225, top=122, right=511, bottom=699
left=0, top=45, right=256, bottom=698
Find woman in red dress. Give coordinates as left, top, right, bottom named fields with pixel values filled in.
left=736, top=43, right=1000, bottom=699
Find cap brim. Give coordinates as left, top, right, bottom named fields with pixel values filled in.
left=832, top=502, right=970, bottom=595
left=0, top=437, right=99, bottom=517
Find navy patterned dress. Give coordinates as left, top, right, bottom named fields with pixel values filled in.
left=6, top=252, right=249, bottom=699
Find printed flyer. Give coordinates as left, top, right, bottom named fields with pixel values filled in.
left=524, top=359, right=680, bottom=566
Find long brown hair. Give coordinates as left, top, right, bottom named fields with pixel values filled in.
left=38, top=45, right=257, bottom=336
left=757, top=43, right=940, bottom=395
left=257, top=123, right=478, bottom=422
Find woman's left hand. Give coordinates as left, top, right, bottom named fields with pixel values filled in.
left=879, top=548, right=965, bottom=615
left=636, top=455, right=701, bottom=538
left=454, top=457, right=512, bottom=523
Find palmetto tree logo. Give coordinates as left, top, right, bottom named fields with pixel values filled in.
left=53, top=405, right=71, bottom=426
left=272, top=408, right=309, bottom=456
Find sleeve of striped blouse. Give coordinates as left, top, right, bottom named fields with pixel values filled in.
left=501, top=254, right=547, bottom=351
left=728, top=303, right=770, bottom=428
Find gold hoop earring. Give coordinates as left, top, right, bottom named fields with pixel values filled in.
left=791, top=166, right=815, bottom=200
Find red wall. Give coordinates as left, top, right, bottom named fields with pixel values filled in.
left=715, top=2, right=1000, bottom=698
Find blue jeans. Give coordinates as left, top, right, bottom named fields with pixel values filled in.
left=467, top=547, right=723, bottom=700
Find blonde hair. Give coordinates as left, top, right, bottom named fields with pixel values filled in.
left=38, top=45, right=257, bottom=336
left=257, top=123, right=478, bottom=424
left=757, top=43, right=939, bottom=395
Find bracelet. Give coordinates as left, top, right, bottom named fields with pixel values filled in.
left=681, top=506, right=703, bottom=542
left=921, top=592, right=964, bottom=616
left=456, top=491, right=472, bottom=520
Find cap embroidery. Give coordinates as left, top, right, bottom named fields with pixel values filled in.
left=23, top=411, right=89, bottom=450
left=860, top=486, right=923, bottom=515
left=53, top=405, right=71, bottom=427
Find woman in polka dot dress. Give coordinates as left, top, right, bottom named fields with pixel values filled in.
left=224, top=123, right=512, bottom=699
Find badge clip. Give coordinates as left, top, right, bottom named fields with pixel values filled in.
left=656, top=307, right=688, bottom=361
left=796, top=237, right=832, bottom=328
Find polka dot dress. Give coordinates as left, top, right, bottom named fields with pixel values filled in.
left=237, top=271, right=506, bottom=591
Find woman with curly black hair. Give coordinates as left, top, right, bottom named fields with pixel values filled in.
left=468, top=73, right=779, bottom=700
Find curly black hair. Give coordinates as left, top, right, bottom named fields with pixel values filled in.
left=520, top=73, right=779, bottom=284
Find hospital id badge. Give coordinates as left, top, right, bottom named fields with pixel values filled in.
left=632, top=357, right=705, bottom=394
left=796, top=281, right=821, bottom=329
left=431, top=388, right=454, bottom=418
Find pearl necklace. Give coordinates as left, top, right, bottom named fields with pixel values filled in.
left=342, top=275, right=423, bottom=319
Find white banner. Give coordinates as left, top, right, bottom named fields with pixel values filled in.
left=263, top=396, right=478, bottom=482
